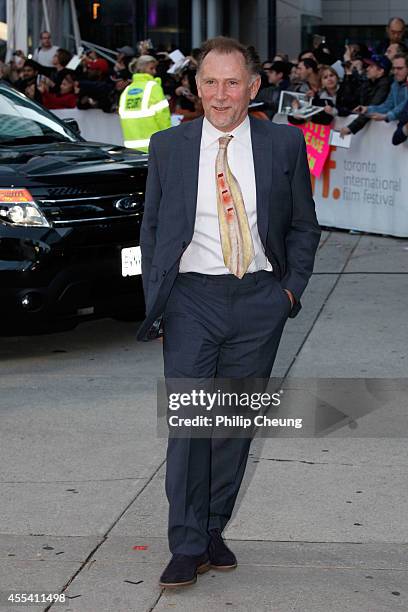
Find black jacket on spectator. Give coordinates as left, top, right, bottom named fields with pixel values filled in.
left=344, top=75, right=391, bottom=134
left=336, top=72, right=364, bottom=115
left=255, top=78, right=290, bottom=119
left=392, top=99, right=408, bottom=145
left=77, top=80, right=114, bottom=112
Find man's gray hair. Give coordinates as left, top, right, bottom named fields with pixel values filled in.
left=129, top=55, right=157, bottom=74
left=196, top=36, right=261, bottom=80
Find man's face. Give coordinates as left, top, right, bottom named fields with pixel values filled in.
left=267, top=69, right=283, bottom=85
left=296, top=61, right=310, bottom=81
left=367, top=63, right=384, bottom=80
left=40, top=32, right=52, bottom=48
left=387, top=19, right=405, bottom=44
left=385, top=43, right=399, bottom=60
left=392, top=57, right=408, bottom=82
left=23, top=65, right=36, bottom=80
left=196, top=50, right=260, bottom=132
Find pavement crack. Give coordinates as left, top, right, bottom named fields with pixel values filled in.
left=317, top=232, right=332, bottom=250
left=44, top=459, right=166, bottom=611
left=256, top=457, right=354, bottom=466
left=148, top=591, right=164, bottom=611
left=284, top=234, right=362, bottom=379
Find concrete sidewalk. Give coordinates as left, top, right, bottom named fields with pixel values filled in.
left=0, top=231, right=407, bottom=612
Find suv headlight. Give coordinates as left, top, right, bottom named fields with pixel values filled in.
left=0, top=188, right=50, bottom=227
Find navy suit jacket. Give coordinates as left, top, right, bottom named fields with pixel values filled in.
left=137, top=116, right=321, bottom=340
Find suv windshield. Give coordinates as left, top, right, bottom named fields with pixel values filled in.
left=0, top=85, right=78, bottom=145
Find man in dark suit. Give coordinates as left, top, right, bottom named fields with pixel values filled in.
left=138, top=37, right=321, bottom=588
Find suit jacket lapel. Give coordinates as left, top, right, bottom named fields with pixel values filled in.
left=250, top=115, right=273, bottom=247
left=181, top=117, right=203, bottom=233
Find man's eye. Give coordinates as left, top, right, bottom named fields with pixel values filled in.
left=229, top=81, right=238, bottom=86
left=206, top=80, right=215, bottom=85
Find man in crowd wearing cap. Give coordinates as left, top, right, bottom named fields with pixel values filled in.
left=76, top=54, right=113, bottom=111
left=119, top=55, right=171, bottom=152
left=339, top=54, right=391, bottom=137
left=111, top=46, right=135, bottom=100
left=255, top=60, right=291, bottom=119
left=114, top=46, right=135, bottom=82
left=353, top=54, right=408, bottom=124
left=117, top=46, right=136, bottom=60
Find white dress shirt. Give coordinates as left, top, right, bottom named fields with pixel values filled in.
left=179, top=115, right=272, bottom=274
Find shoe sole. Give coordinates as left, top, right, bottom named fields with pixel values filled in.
left=210, top=562, right=237, bottom=571
left=159, top=561, right=211, bottom=588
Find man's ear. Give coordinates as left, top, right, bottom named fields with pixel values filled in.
left=249, top=74, right=261, bottom=101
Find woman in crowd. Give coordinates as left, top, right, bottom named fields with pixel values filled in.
left=317, top=65, right=340, bottom=119
left=38, top=72, right=78, bottom=109
left=289, top=65, right=339, bottom=126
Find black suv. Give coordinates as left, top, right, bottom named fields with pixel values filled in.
left=0, top=82, right=148, bottom=332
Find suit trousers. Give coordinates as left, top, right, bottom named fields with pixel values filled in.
left=162, top=270, right=291, bottom=555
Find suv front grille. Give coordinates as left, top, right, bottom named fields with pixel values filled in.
left=36, top=192, right=144, bottom=224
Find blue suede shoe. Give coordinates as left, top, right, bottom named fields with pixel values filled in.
left=159, top=552, right=210, bottom=587
left=208, top=528, right=237, bottom=570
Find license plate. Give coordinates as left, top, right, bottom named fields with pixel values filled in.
left=121, top=246, right=142, bottom=277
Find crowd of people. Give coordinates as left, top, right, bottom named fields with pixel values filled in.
left=1, top=16, right=408, bottom=147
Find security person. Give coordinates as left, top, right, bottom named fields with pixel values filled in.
left=119, top=55, right=171, bottom=152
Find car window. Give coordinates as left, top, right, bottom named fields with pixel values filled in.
left=0, top=86, right=77, bottom=143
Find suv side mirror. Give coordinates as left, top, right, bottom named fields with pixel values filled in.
left=62, top=118, right=81, bottom=135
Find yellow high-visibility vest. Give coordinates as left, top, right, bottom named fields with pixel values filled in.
left=119, top=73, right=171, bottom=152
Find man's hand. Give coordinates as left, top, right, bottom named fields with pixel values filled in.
left=37, top=80, right=48, bottom=94
left=369, top=113, right=387, bottom=121
left=284, top=289, right=295, bottom=309
left=339, top=126, right=351, bottom=138
left=353, top=105, right=367, bottom=114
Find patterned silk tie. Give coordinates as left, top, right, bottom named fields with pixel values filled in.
left=215, top=135, right=255, bottom=279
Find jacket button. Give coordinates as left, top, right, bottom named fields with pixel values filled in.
left=162, top=270, right=167, bottom=277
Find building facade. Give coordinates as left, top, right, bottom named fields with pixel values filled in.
left=75, top=0, right=323, bottom=61
left=319, top=1, right=408, bottom=56
left=4, top=1, right=408, bottom=63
